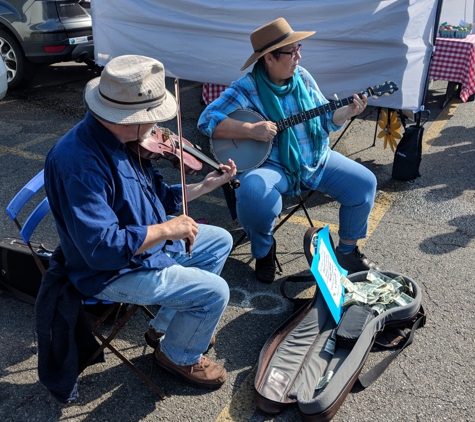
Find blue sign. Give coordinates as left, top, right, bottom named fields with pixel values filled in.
left=310, top=226, right=347, bottom=323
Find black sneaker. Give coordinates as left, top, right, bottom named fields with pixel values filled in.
left=335, top=246, right=380, bottom=274
left=255, top=238, right=276, bottom=284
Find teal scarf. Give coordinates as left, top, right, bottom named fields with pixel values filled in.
left=251, top=61, right=322, bottom=193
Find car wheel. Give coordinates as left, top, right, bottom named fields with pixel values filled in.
left=0, top=29, right=36, bottom=89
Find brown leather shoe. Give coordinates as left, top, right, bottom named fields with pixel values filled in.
left=153, top=347, right=226, bottom=389
left=145, top=327, right=216, bottom=353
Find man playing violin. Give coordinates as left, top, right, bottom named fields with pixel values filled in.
left=198, top=17, right=380, bottom=283
left=44, top=55, right=236, bottom=389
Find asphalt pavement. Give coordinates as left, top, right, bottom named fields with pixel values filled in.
left=0, top=62, right=474, bottom=422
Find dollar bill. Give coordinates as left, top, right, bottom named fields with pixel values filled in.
left=371, top=304, right=386, bottom=314
left=316, top=371, right=334, bottom=390
left=393, top=275, right=413, bottom=295
left=340, top=275, right=357, bottom=293
left=343, top=291, right=367, bottom=308
left=393, top=292, right=414, bottom=306
left=339, top=272, right=416, bottom=314
left=324, top=338, right=335, bottom=355
left=367, top=269, right=394, bottom=284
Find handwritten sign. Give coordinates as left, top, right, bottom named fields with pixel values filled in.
left=310, top=225, right=347, bottom=323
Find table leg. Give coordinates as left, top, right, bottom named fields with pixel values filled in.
left=442, top=81, right=460, bottom=108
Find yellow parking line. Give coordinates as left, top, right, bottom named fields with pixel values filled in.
left=216, top=367, right=257, bottom=421
left=0, top=144, right=45, bottom=161
left=216, top=102, right=457, bottom=421
left=0, top=133, right=61, bottom=161
left=422, top=100, right=459, bottom=152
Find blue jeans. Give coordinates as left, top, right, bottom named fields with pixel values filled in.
left=93, top=224, right=232, bottom=366
left=235, top=150, right=377, bottom=258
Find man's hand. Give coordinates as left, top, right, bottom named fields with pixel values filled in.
left=186, top=158, right=237, bottom=201
left=136, top=214, right=198, bottom=255
left=202, top=158, right=237, bottom=190
left=159, top=214, right=199, bottom=246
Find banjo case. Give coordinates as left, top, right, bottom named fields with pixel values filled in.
left=254, top=269, right=425, bottom=421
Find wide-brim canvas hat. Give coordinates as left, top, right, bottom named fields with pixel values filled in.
left=241, top=17, right=316, bottom=71
left=84, top=55, right=177, bottom=125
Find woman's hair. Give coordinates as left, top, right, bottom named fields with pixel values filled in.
left=257, top=47, right=283, bottom=66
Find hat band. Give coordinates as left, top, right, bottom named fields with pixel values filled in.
left=254, top=30, right=294, bottom=53
left=99, top=89, right=165, bottom=107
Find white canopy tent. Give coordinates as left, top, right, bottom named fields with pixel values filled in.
left=92, top=0, right=446, bottom=111
left=439, top=0, right=474, bottom=26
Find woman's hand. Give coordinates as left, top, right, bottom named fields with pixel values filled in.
left=251, top=120, right=278, bottom=142
left=332, top=93, right=368, bottom=126
left=346, top=93, right=368, bottom=118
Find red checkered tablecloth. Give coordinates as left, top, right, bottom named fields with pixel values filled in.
left=429, top=34, right=475, bottom=102
left=202, top=83, right=228, bottom=105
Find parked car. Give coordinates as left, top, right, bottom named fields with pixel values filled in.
left=0, top=0, right=93, bottom=89
left=0, top=55, right=7, bottom=98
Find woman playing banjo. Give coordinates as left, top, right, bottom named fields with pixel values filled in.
left=198, top=17, right=380, bottom=284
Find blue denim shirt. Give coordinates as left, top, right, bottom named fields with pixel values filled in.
left=44, top=112, right=183, bottom=296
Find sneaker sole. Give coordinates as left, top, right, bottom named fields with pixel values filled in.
left=153, top=354, right=225, bottom=390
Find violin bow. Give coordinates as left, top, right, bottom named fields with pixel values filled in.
left=174, top=78, right=192, bottom=257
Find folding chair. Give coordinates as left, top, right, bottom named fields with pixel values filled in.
left=5, top=170, right=165, bottom=399
left=233, top=189, right=316, bottom=273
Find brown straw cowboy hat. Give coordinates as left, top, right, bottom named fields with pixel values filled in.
left=241, top=17, right=315, bottom=71
left=84, top=55, right=177, bottom=125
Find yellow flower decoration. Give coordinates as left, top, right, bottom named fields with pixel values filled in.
left=377, top=109, right=402, bottom=152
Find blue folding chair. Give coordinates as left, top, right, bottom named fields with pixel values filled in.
left=5, top=170, right=165, bottom=399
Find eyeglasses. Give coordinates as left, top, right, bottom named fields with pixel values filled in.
left=279, top=44, right=302, bottom=59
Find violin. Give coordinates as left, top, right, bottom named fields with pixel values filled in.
left=128, top=126, right=201, bottom=175
left=128, top=125, right=240, bottom=189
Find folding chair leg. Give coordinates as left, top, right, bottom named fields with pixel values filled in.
left=92, top=323, right=166, bottom=399
left=273, top=191, right=315, bottom=233
left=233, top=191, right=316, bottom=274
left=233, top=231, right=247, bottom=249
left=139, top=305, right=155, bottom=319
left=275, top=255, right=283, bottom=274
left=81, top=304, right=137, bottom=370
left=81, top=304, right=166, bottom=399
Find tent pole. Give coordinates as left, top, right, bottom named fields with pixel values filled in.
left=420, top=0, right=445, bottom=112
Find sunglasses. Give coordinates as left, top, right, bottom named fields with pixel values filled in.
left=279, top=44, right=302, bottom=59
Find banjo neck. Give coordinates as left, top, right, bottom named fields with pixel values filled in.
left=275, top=91, right=371, bottom=133
left=209, top=81, right=398, bottom=173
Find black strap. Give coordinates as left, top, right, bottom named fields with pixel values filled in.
left=358, top=309, right=426, bottom=388
left=12, top=218, right=47, bottom=276
left=280, top=274, right=316, bottom=313
left=26, top=240, right=47, bottom=276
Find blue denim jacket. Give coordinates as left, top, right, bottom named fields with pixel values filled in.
left=44, top=112, right=183, bottom=296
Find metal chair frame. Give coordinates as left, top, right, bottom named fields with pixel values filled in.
left=233, top=190, right=316, bottom=273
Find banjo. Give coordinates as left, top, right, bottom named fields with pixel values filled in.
left=210, top=81, right=399, bottom=173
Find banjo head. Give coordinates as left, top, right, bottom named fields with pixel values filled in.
left=210, top=109, right=273, bottom=173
